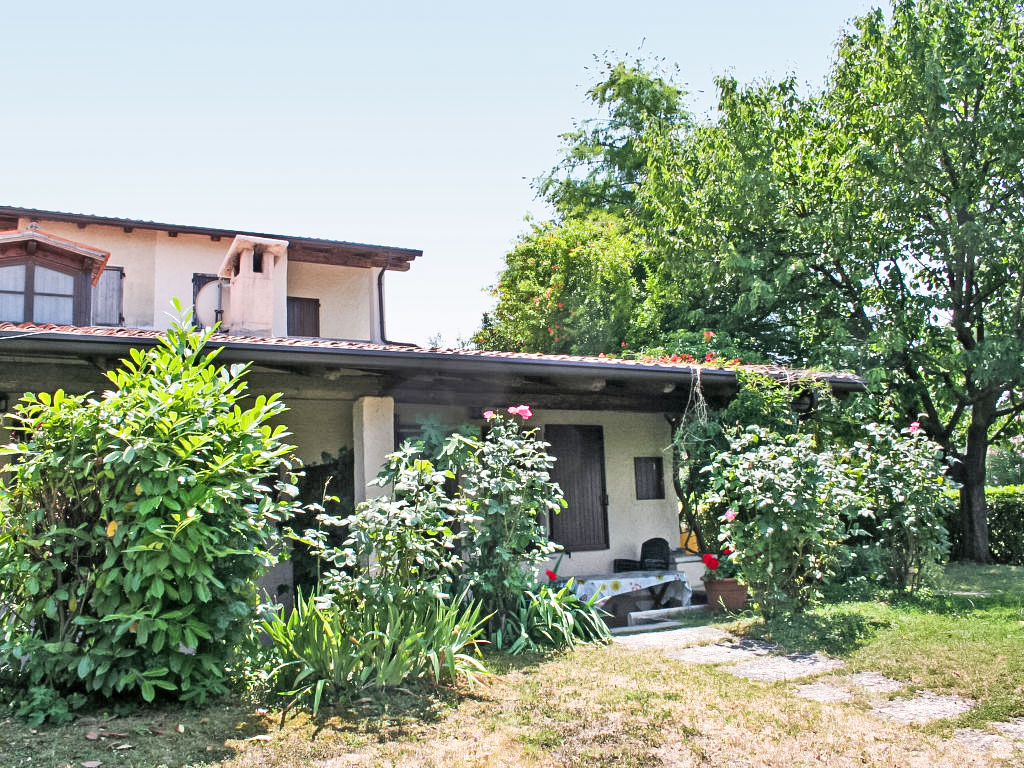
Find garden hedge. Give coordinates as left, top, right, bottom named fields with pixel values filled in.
left=946, top=485, right=1024, bottom=565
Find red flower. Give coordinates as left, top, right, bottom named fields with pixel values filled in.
left=702, top=553, right=720, bottom=570
left=722, top=548, right=734, bottom=556
left=703, top=330, right=715, bottom=340
left=705, top=352, right=716, bottom=363
left=545, top=569, right=557, bottom=581
left=621, top=341, right=628, bottom=348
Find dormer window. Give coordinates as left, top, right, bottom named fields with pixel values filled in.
left=0, top=262, right=76, bottom=324
left=0, top=229, right=109, bottom=326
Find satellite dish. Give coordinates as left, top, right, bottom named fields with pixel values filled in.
left=195, top=281, right=230, bottom=330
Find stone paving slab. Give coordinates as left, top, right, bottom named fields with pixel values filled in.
left=993, top=718, right=1024, bottom=742
left=846, top=671, right=905, bottom=693
left=727, top=652, right=846, bottom=682
left=953, top=729, right=1016, bottom=758
left=870, top=691, right=977, bottom=724
left=614, top=625, right=732, bottom=651
left=795, top=682, right=853, bottom=702
left=664, top=639, right=774, bottom=664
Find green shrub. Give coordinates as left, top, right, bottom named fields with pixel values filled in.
left=307, top=443, right=472, bottom=599
left=494, top=580, right=611, bottom=654
left=0, top=315, right=300, bottom=715
left=454, top=408, right=566, bottom=637
left=703, top=426, right=857, bottom=618
left=845, top=423, right=953, bottom=592
left=984, top=486, right=1024, bottom=565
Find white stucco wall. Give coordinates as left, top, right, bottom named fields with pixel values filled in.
left=286, top=261, right=374, bottom=340
left=271, top=397, right=354, bottom=465
left=17, top=218, right=160, bottom=328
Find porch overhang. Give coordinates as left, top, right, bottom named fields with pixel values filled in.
left=0, top=324, right=865, bottom=414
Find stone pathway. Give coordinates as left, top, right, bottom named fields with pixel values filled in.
left=665, top=639, right=774, bottom=665
left=728, top=651, right=845, bottom=682
left=870, top=691, right=978, bottom=724
left=616, top=626, right=1023, bottom=760
left=795, top=682, right=853, bottom=702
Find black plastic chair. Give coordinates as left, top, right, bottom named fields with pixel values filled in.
left=612, top=537, right=671, bottom=573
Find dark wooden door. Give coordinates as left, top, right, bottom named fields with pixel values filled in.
left=545, top=424, right=609, bottom=551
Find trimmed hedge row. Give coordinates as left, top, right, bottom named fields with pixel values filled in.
left=986, top=486, right=1024, bottom=565
left=947, top=485, right=1024, bottom=565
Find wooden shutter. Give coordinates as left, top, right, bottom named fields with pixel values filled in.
left=91, top=267, right=123, bottom=326
left=634, top=457, right=665, bottom=499
left=546, top=424, right=609, bottom=552
left=287, top=296, right=320, bottom=337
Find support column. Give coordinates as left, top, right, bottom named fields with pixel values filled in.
left=353, top=395, right=395, bottom=504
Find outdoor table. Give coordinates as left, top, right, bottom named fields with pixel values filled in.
left=565, top=570, right=691, bottom=608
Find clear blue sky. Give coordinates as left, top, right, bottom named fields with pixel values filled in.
left=3, top=1, right=878, bottom=346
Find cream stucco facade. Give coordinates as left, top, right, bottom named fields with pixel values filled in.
left=10, top=215, right=379, bottom=339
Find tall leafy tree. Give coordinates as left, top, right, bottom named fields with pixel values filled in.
left=820, top=0, right=1024, bottom=560
left=481, top=1, right=1024, bottom=561
left=474, top=215, right=642, bottom=355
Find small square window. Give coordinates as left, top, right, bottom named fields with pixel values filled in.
left=634, top=457, right=665, bottom=500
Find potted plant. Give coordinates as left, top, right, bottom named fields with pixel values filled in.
left=700, top=550, right=748, bottom=612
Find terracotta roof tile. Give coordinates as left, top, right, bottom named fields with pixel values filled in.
left=0, top=321, right=864, bottom=384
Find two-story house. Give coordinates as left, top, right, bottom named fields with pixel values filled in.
left=0, top=205, right=863, bottom=585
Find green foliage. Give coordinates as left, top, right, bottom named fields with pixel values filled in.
left=261, top=589, right=488, bottom=718
left=704, top=419, right=956, bottom=617
left=492, top=1, right=1024, bottom=561
left=0, top=314, right=300, bottom=718
left=454, top=410, right=566, bottom=638
left=494, top=580, right=611, bottom=654
left=947, top=486, right=1024, bottom=566
left=703, top=427, right=857, bottom=618
left=474, top=215, right=642, bottom=355
left=986, top=445, right=1024, bottom=487
left=290, top=408, right=587, bottom=657
left=672, top=370, right=845, bottom=552
left=846, top=423, right=954, bottom=592
left=536, top=56, right=690, bottom=219
left=310, top=443, right=471, bottom=599
left=289, top=446, right=355, bottom=591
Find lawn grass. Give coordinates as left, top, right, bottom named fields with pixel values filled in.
left=1, top=563, right=1021, bottom=767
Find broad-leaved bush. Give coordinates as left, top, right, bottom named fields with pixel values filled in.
left=0, top=316, right=300, bottom=716
left=702, top=426, right=857, bottom=618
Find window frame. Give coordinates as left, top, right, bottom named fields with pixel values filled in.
left=634, top=456, right=666, bottom=500
left=0, top=251, right=93, bottom=325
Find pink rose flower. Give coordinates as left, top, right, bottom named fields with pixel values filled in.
left=724, top=510, right=737, bottom=522
left=482, top=410, right=495, bottom=420
left=909, top=421, right=921, bottom=433
left=507, top=404, right=533, bottom=420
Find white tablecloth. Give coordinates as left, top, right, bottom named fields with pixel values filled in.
left=568, top=570, right=691, bottom=606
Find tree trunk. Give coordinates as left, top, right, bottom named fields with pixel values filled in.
left=956, top=397, right=995, bottom=563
